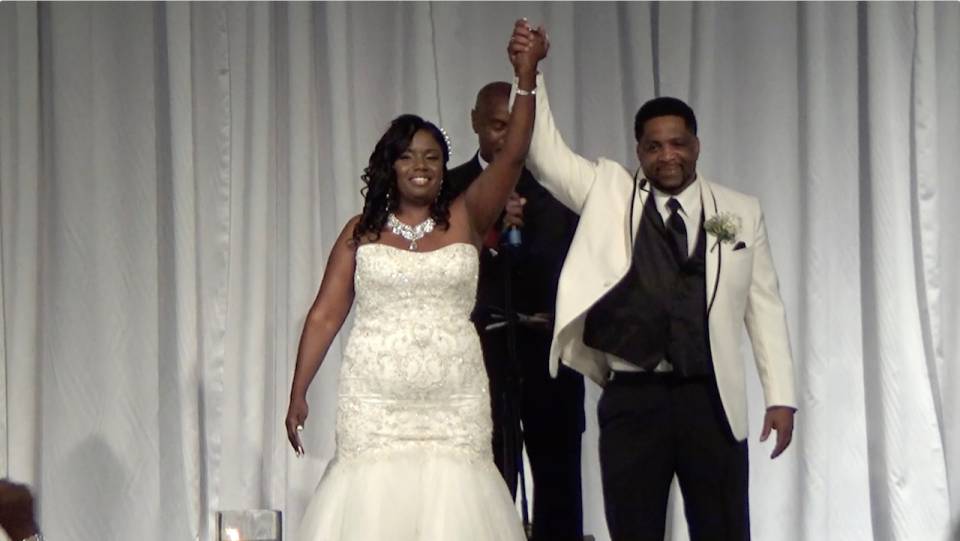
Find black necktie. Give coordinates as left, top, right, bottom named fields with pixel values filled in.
left=666, top=197, right=688, bottom=261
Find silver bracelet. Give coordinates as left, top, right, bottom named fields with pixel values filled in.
left=515, top=87, right=536, bottom=96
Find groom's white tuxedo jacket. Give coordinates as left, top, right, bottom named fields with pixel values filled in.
left=523, top=75, right=797, bottom=441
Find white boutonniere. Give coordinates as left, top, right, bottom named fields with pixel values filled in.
left=704, top=212, right=741, bottom=251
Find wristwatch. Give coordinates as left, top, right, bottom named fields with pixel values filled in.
left=21, top=534, right=44, bottom=541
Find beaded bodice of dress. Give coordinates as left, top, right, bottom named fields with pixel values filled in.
left=336, top=243, right=492, bottom=463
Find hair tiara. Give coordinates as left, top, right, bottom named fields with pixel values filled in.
left=437, top=125, right=453, bottom=158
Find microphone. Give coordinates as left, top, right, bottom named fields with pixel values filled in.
left=505, top=226, right=522, bottom=247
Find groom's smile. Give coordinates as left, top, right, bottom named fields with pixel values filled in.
left=636, top=115, right=700, bottom=195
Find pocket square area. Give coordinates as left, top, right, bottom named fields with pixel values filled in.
left=733, top=241, right=747, bottom=251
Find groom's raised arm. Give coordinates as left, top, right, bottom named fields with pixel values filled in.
left=509, top=28, right=598, bottom=215
left=517, top=74, right=598, bottom=215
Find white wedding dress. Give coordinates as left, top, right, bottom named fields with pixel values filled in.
left=297, top=242, right=527, bottom=541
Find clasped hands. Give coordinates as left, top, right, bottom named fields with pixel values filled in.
left=508, top=18, right=548, bottom=74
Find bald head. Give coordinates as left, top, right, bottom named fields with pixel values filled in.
left=475, top=81, right=512, bottom=112
left=471, top=82, right=512, bottom=162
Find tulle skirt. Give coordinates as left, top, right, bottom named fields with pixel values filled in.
left=297, top=449, right=527, bottom=540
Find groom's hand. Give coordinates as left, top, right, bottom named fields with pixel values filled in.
left=760, top=406, right=795, bottom=459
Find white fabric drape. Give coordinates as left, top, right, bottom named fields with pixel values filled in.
left=1, top=2, right=957, bottom=540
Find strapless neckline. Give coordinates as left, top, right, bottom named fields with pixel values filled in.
left=357, top=242, right=478, bottom=256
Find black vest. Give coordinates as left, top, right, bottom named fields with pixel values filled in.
left=582, top=194, right=713, bottom=377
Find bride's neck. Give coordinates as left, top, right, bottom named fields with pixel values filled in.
left=393, top=203, right=432, bottom=224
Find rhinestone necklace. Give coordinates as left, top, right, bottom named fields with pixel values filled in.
left=387, top=213, right=435, bottom=250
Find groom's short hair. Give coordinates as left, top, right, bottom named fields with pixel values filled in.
left=634, top=97, right=698, bottom=142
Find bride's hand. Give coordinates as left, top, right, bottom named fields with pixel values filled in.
left=285, top=397, right=309, bottom=456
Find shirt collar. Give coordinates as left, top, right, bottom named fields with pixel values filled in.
left=477, top=152, right=490, bottom=171
left=652, top=175, right=702, bottom=220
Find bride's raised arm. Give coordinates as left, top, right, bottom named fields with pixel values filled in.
left=462, top=20, right=548, bottom=236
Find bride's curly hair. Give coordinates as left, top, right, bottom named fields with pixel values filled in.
left=351, top=114, right=454, bottom=246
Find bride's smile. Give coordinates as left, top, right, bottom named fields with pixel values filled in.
left=394, top=130, right=444, bottom=203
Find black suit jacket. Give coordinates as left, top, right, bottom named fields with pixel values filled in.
left=447, top=154, right=579, bottom=322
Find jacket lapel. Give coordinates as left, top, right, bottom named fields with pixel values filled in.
left=701, top=179, right=721, bottom=318
left=629, top=175, right=650, bottom=253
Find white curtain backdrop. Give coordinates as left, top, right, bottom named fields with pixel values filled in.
left=1, top=2, right=958, bottom=540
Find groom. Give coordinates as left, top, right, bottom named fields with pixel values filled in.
left=510, top=27, right=797, bottom=540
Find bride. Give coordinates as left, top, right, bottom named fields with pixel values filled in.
left=285, top=20, right=547, bottom=540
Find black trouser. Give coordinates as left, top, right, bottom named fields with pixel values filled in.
left=478, top=324, right=585, bottom=541
left=598, top=372, right=749, bottom=541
